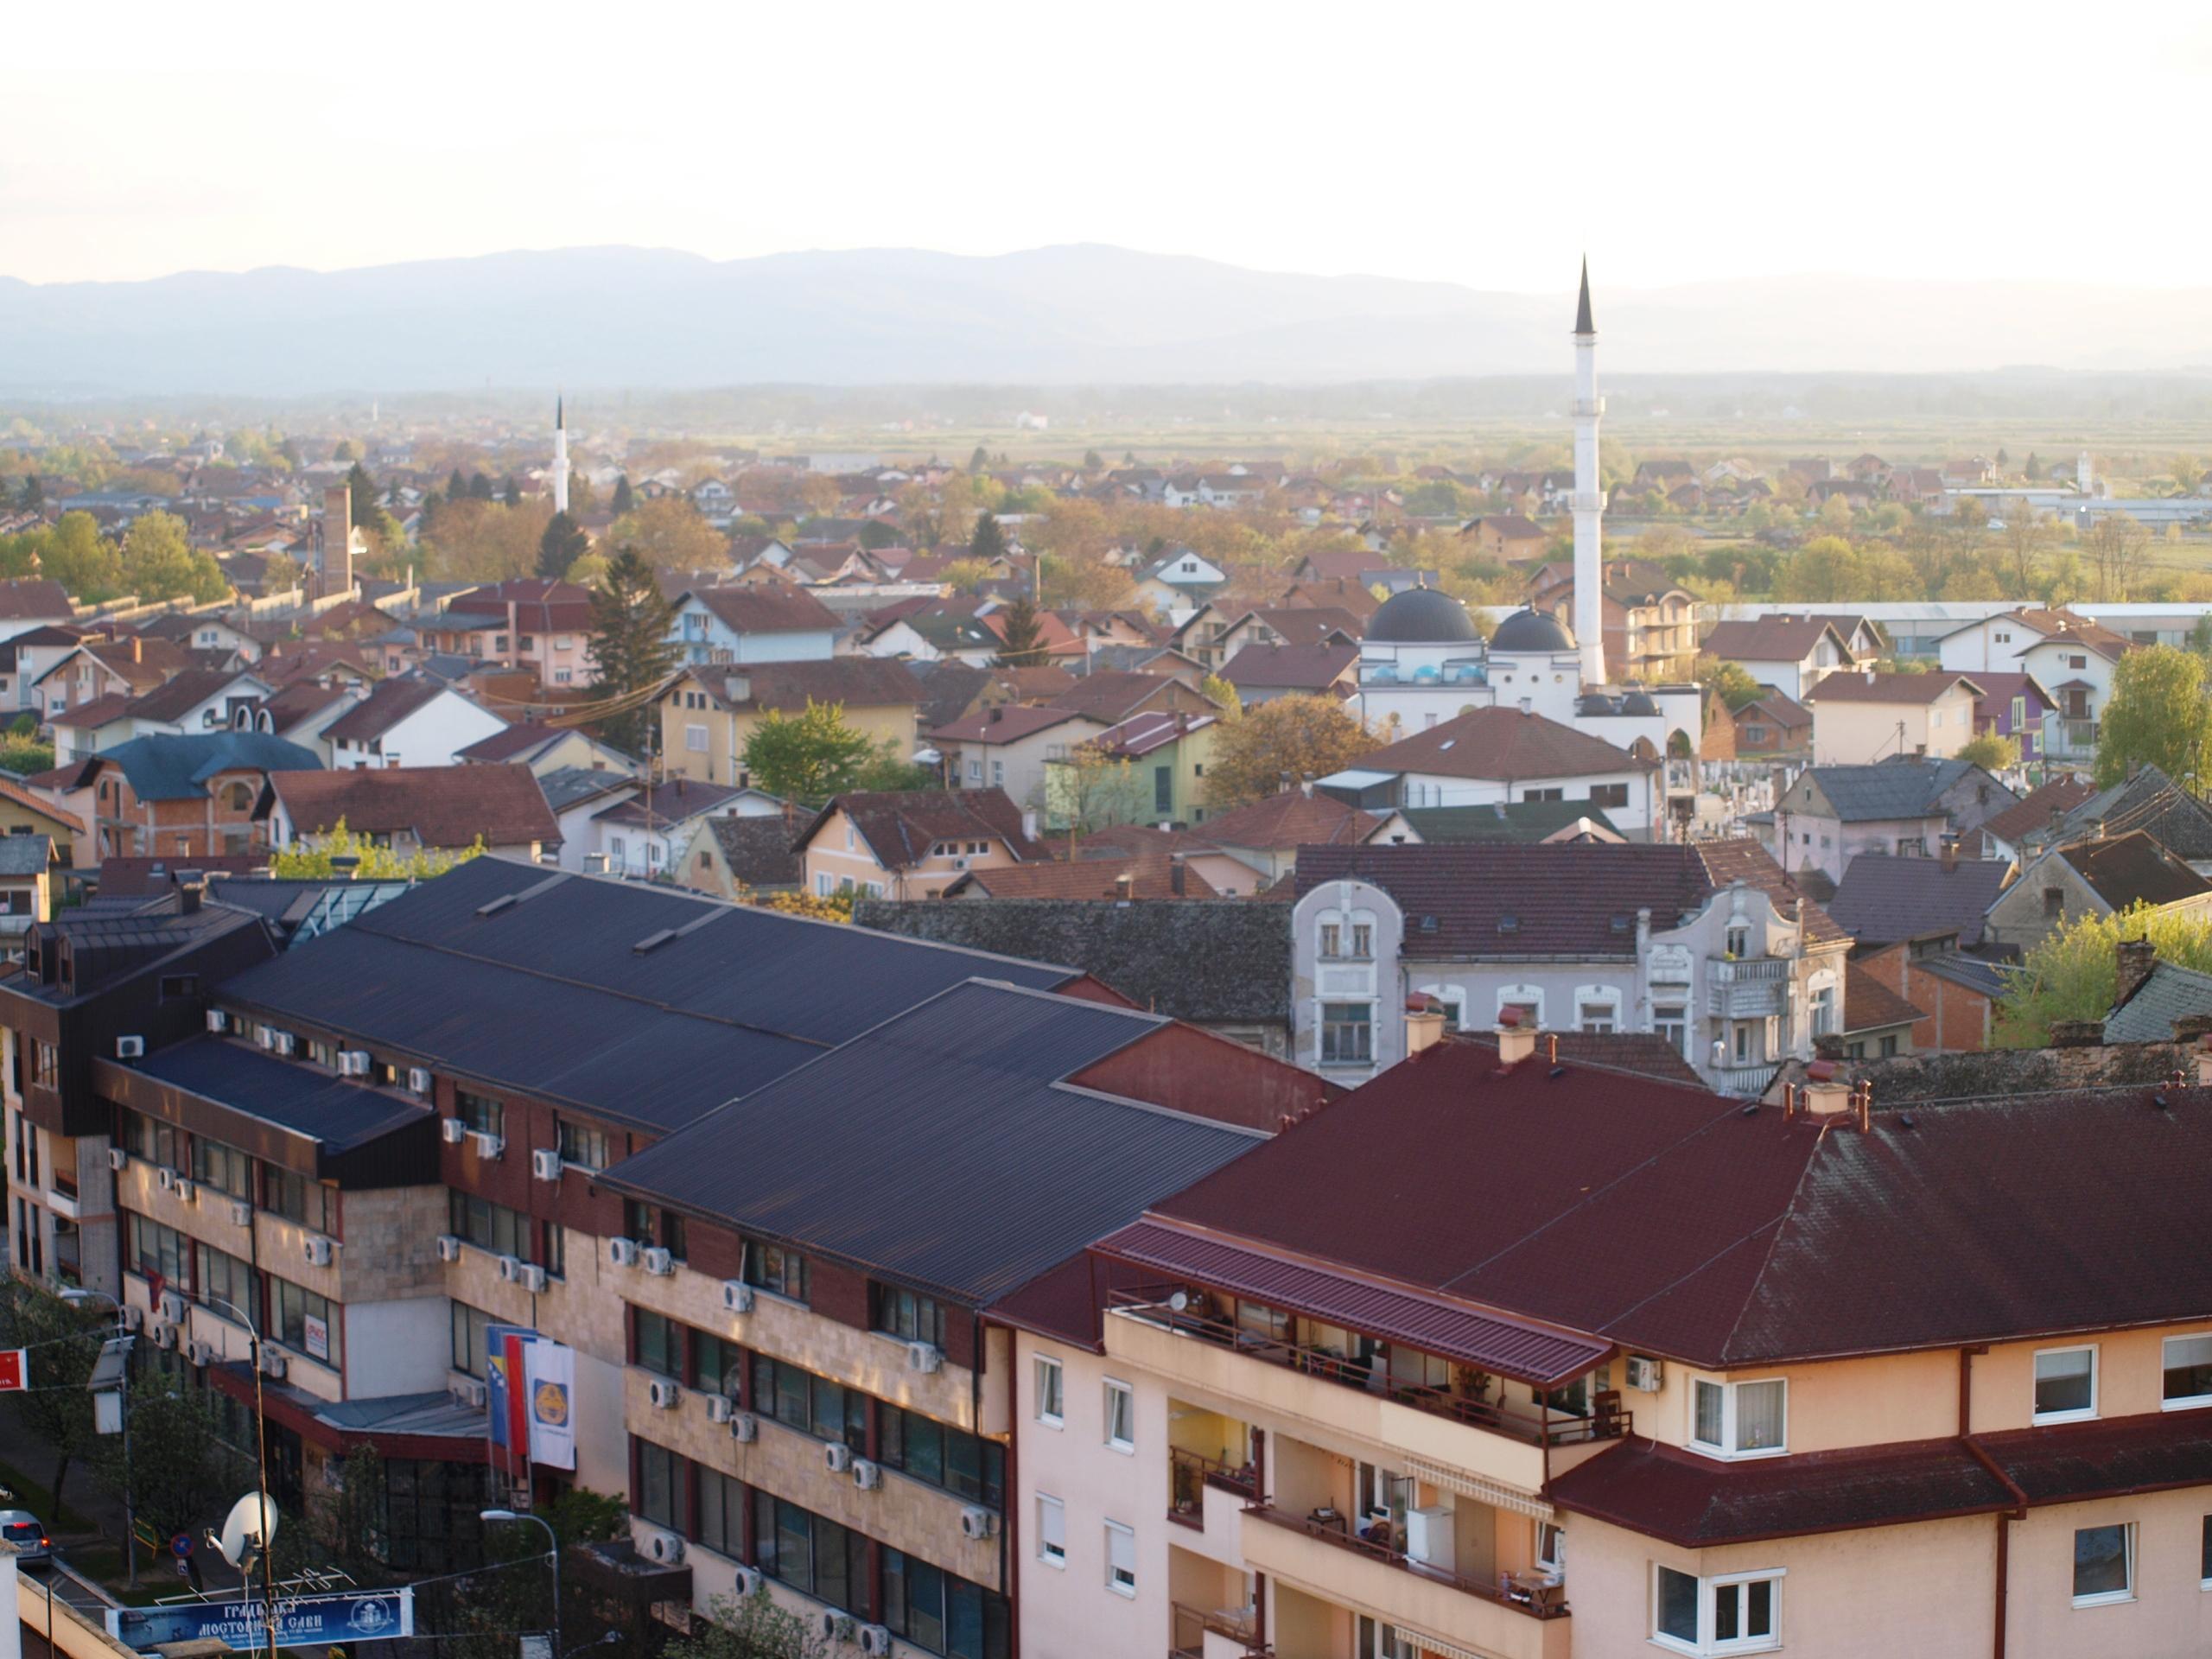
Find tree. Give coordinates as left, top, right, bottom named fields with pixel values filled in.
left=1083, top=449, right=1104, bottom=471
left=1957, top=732, right=2020, bottom=773
left=741, top=701, right=874, bottom=803
left=585, top=547, right=681, bottom=753
left=425, top=499, right=549, bottom=582
left=1199, top=673, right=1243, bottom=719
left=1996, top=507, right=2057, bottom=598
left=501, top=475, right=521, bottom=508
left=853, top=737, right=937, bottom=794
left=666, top=1590, right=831, bottom=1659
left=2094, top=645, right=2212, bottom=791
left=537, top=511, right=591, bottom=580
left=1995, top=900, right=2212, bottom=1046
left=468, top=472, right=494, bottom=501
left=93, top=1374, right=233, bottom=1585
left=2084, top=512, right=2151, bottom=601
left=270, top=819, right=483, bottom=879
left=0, top=1279, right=105, bottom=1514
left=765, top=888, right=853, bottom=923
left=42, top=510, right=124, bottom=600
left=344, top=462, right=380, bottom=535
left=1046, top=741, right=1141, bottom=836
left=611, top=497, right=728, bottom=576
left=122, top=511, right=228, bottom=603
left=1695, top=654, right=1764, bottom=713
left=262, top=550, right=300, bottom=597
left=610, top=474, right=635, bottom=515
left=447, top=468, right=467, bottom=503
left=989, top=594, right=1048, bottom=667
left=968, top=445, right=989, bottom=474
left=2024, top=452, right=2043, bottom=480
left=1202, top=695, right=1371, bottom=810
left=17, top=475, right=42, bottom=511
left=969, top=512, right=1010, bottom=564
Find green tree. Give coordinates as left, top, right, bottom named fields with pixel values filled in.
left=262, top=550, right=301, bottom=596
left=1956, top=732, right=2019, bottom=773
left=344, top=463, right=380, bottom=536
left=2094, top=645, right=2212, bottom=791
left=537, top=511, right=590, bottom=580
left=989, top=593, right=1048, bottom=667
left=584, top=547, right=681, bottom=753
left=1695, top=654, right=1764, bottom=713
left=741, top=701, right=875, bottom=803
left=122, top=511, right=228, bottom=602
left=1202, top=694, right=1371, bottom=810
left=1199, top=673, right=1243, bottom=719
left=853, top=738, right=937, bottom=794
left=968, top=445, right=989, bottom=474
left=610, top=474, right=635, bottom=515
left=1772, top=536, right=1860, bottom=603
left=42, top=510, right=124, bottom=600
left=1083, top=449, right=1104, bottom=471
left=17, top=475, right=42, bottom=511
left=468, top=472, right=494, bottom=501
left=0, top=1279, right=106, bottom=1513
left=969, top=512, right=1010, bottom=564
left=665, top=1589, right=830, bottom=1659
left=447, top=468, right=467, bottom=503
left=502, top=475, right=522, bottom=509
left=1995, top=901, right=2212, bottom=1046
left=270, top=818, right=483, bottom=879
left=92, top=1374, right=233, bottom=1580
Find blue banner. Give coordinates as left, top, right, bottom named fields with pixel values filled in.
left=106, top=1589, right=414, bottom=1650
left=485, top=1322, right=538, bottom=1449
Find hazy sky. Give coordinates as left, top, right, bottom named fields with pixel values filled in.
left=10, top=1, right=2210, bottom=292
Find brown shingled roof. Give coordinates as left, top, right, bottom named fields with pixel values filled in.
left=683, top=583, right=842, bottom=636
left=1352, top=706, right=1651, bottom=783
left=264, top=764, right=556, bottom=850
left=1199, top=789, right=1382, bottom=852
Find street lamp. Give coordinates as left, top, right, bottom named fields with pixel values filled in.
left=60, top=1287, right=137, bottom=1588
left=201, top=1294, right=281, bottom=1659
left=480, top=1508, right=561, bottom=1659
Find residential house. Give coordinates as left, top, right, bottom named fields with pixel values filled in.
left=795, top=787, right=1042, bottom=899
left=1132, top=550, right=1230, bottom=615
left=541, top=768, right=645, bottom=873
left=677, top=814, right=803, bottom=901
left=1853, top=944, right=2010, bottom=1052
left=1288, top=839, right=1847, bottom=1090
left=0, top=578, right=77, bottom=645
left=1172, top=604, right=1362, bottom=673
left=1973, top=775, right=2098, bottom=863
left=253, top=680, right=362, bottom=767
left=1803, top=670, right=1985, bottom=765
left=1965, top=671, right=2056, bottom=763
left=0, top=775, right=86, bottom=867
left=1329, top=708, right=1662, bottom=836
left=1984, top=830, right=2212, bottom=951
left=323, top=677, right=509, bottom=771
left=670, top=584, right=842, bottom=666
left=2009, top=766, right=2212, bottom=876
left=32, top=635, right=196, bottom=719
left=1528, top=558, right=1698, bottom=683
left=1218, top=642, right=1358, bottom=706
left=0, top=834, right=56, bottom=954
left=455, top=722, right=635, bottom=779
left=1697, top=614, right=1863, bottom=700
left=2102, top=941, right=2212, bottom=1045
left=48, top=695, right=137, bottom=763
left=136, top=612, right=264, bottom=664
left=1827, top=849, right=2012, bottom=950
left=47, top=731, right=322, bottom=864
left=943, top=846, right=1217, bottom=899
left=1397, top=800, right=1624, bottom=844
left=1459, top=513, right=1550, bottom=563
left=1751, top=758, right=2018, bottom=889
left=582, top=779, right=779, bottom=881
left=1834, top=960, right=1923, bottom=1060
left=1045, top=671, right=1217, bottom=728
left=1716, top=688, right=1814, bottom=764
left=658, top=658, right=924, bottom=787
left=925, top=706, right=1112, bottom=814
left=1061, top=824, right=1264, bottom=899
left=3, top=625, right=90, bottom=713
left=260, top=764, right=561, bottom=863
left=414, top=580, right=596, bottom=691
left=1195, top=786, right=1409, bottom=887
left=1050, top=709, right=1218, bottom=832
left=1938, top=607, right=2130, bottom=766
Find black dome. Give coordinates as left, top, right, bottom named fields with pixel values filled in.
left=1488, top=607, right=1576, bottom=653
left=1368, top=585, right=1478, bottom=643
left=1620, top=690, right=1660, bottom=716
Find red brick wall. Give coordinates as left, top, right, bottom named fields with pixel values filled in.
left=1858, top=944, right=1993, bottom=1052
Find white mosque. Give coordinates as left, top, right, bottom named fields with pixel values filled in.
left=1346, top=264, right=1701, bottom=793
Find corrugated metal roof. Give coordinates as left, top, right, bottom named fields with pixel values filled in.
left=129, top=1036, right=430, bottom=1151
left=601, top=982, right=1260, bottom=1306
left=1095, top=1218, right=1611, bottom=1387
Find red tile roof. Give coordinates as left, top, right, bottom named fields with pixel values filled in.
left=802, top=787, right=1043, bottom=870
left=1198, top=789, right=1382, bottom=852
left=950, top=849, right=1218, bottom=899
left=264, top=764, right=556, bottom=849
left=0, top=773, right=85, bottom=835
left=319, top=677, right=458, bottom=742
left=1975, top=776, right=2097, bottom=849
left=2056, top=830, right=2212, bottom=910
left=1804, top=671, right=1982, bottom=705
left=1221, top=642, right=1358, bottom=692
left=925, top=704, right=1094, bottom=744
left=1352, top=707, right=1649, bottom=782
left=1842, top=961, right=1924, bottom=1031
left=1700, top=615, right=1859, bottom=663
left=688, top=658, right=924, bottom=714
left=1045, top=671, right=1202, bottom=722
left=683, top=583, right=842, bottom=635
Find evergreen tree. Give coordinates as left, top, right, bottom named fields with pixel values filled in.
left=968, top=445, right=988, bottom=474
left=17, top=475, right=41, bottom=511
left=584, top=547, right=680, bottom=754
left=990, top=593, right=1049, bottom=668
left=611, top=474, right=635, bottom=515
left=468, top=472, right=494, bottom=501
left=537, top=510, right=591, bottom=580
left=2024, top=452, right=2043, bottom=480
left=502, top=474, right=521, bottom=508
left=1084, top=449, right=1105, bottom=471
left=969, top=512, right=1009, bottom=563
left=447, top=467, right=467, bottom=502
left=344, top=461, right=379, bottom=535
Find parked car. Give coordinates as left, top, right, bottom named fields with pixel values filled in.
left=0, top=1508, right=52, bottom=1566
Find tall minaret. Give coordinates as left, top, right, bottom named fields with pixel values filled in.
left=552, top=395, right=570, bottom=515
left=1571, top=259, right=1606, bottom=687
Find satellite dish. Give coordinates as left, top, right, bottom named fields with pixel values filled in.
left=1167, top=1292, right=1190, bottom=1313
left=216, top=1491, right=280, bottom=1570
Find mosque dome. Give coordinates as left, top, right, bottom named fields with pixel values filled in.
left=1368, top=586, right=1478, bottom=644
left=1488, top=607, right=1577, bottom=654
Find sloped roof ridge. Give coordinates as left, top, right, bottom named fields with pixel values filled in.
left=1707, top=1122, right=1847, bottom=1362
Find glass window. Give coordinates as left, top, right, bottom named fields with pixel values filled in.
left=874, top=1282, right=947, bottom=1347
left=1691, top=1378, right=1786, bottom=1458
left=1104, top=1379, right=1135, bottom=1451
left=752, top=1494, right=868, bottom=1614
left=556, top=1117, right=611, bottom=1172
left=448, top=1190, right=531, bottom=1259
left=882, top=1406, right=1002, bottom=1507
left=1536, top=1522, right=1566, bottom=1574
left=2201, top=1514, right=2210, bottom=1588
left=129, top=1214, right=188, bottom=1284
left=1653, top=1565, right=1782, bottom=1655
left=692, top=1331, right=740, bottom=1398
left=264, top=1165, right=336, bottom=1233
left=272, top=1276, right=339, bottom=1367
left=192, top=1138, right=252, bottom=1198
left=696, top=1465, right=741, bottom=1558
left=1036, top=1494, right=1065, bottom=1565
left=1034, top=1355, right=1064, bottom=1425
left=1105, top=1522, right=1136, bottom=1597
left=2163, top=1334, right=2212, bottom=1408
left=450, top=1300, right=494, bottom=1378
left=637, top=1440, right=679, bottom=1532
left=2033, top=1346, right=2097, bottom=1422
left=634, top=1309, right=678, bottom=1379
left=1320, top=1002, right=1372, bottom=1065
left=456, top=1090, right=503, bottom=1137
left=2072, top=1522, right=2133, bottom=1606
left=194, top=1243, right=258, bottom=1324
left=1579, top=1001, right=1617, bottom=1034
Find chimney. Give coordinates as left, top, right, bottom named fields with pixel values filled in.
left=728, top=673, right=750, bottom=703
left=1940, top=831, right=1960, bottom=873
left=1020, top=808, right=1039, bottom=842
left=322, top=485, right=353, bottom=593
left=2115, top=938, right=2158, bottom=1007
left=1168, top=853, right=1185, bottom=897
left=1495, top=1006, right=1536, bottom=1066
left=1404, top=996, right=1447, bottom=1058
left=990, top=705, right=1004, bottom=723
left=1114, top=872, right=1135, bottom=904
left=129, top=635, right=143, bottom=663
left=176, top=869, right=206, bottom=914
left=2048, top=1018, right=2104, bottom=1048
left=1801, top=1058, right=1853, bottom=1116
left=1300, top=772, right=1314, bottom=798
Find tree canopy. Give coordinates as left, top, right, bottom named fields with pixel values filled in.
left=270, top=819, right=482, bottom=879
left=1202, top=694, right=1370, bottom=810
left=1995, top=901, right=2212, bottom=1046
left=585, top=548, right=681, bottom=753
left=2093, top=645, right=2212, bottom=791
left=537, top=510, right=591, bottom=580
left=989, top=594, right=1049, bottom=667
left=741, top=700, right=875, bottom=803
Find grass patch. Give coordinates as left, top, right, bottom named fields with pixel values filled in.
left=0, top=1455, right=92, bottom=1534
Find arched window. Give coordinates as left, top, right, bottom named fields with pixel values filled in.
left=223, top=782, right=253, bottom=813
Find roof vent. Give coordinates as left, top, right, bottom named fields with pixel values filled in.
left=475, top=894, right=518, bottom=918
left=1419, top=914, right=1438, bottom=932
left=632, top=929, right=677, bottom=954
left=1497, top=912, right=1519, bottom=933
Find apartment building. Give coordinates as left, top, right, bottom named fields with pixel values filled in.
left=1016, top=1028, right=2212, bottom=1659
left=657, top=658, right=925, bottom=787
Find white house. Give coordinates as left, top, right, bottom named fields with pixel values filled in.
left=670, top=586, right=841, bottom=665
left=321, top=677, right=509, bottom=770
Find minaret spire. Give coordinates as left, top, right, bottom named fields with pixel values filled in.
left=551, top=393, right=570, bottom=516
left=1574, top=256, right=1595, bottom=336
left=1570, top=258, right=1606, bottom=685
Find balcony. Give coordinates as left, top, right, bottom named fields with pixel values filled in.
left=1707, top=955, right=1786, bottom=1017
left=1240, top=1503, right=1569, bottom=1659
left=1710, top=1062, right=1780, bottom=1097
left=1170, top=1602, right=1261, bottom=1659
left=2047, top=717, right=2098, bottom=761
left=1170, top=1446, right=1259, bottom=1532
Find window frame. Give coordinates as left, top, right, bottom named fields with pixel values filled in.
left=2070, top=1521, right=2134, bottom=1608
left=2031, top=1344, right=2099, bottom=1425
left=1033, top=1355, right=1064, bottom=1427
left=1103, top=1519, right=1136, bottom=1599
left=1103, top=1377, right=1135, bottom=1453
left=1688, top=1376, right=1788, bottom=1460
left=1035, top=1494, right=1066, bottom=1567
left=2162, top=1332, right=2212, bottom=1411
left=1650, top=1562, right=1785, bottom=1656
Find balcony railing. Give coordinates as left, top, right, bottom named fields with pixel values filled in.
left=1109, top=1293, right=1628, bottom=1450
left=1170, top=1446, right=1258, bottom=1529
left=1710, top=1062, right=1781, bottom=1097
left=1708, top=956, right=1789, bottom=982
left=1170, top=1602, right=1262, bottom=1659
left=1243, top=1503, right=1569, bottom=1620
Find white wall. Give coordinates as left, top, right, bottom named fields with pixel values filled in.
left=344, top=1296, right=454, bottom=1397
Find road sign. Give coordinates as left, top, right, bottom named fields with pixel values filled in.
left=0, top=1348, right=27, bottom=1391
left=106, top=1590, right=414, bottom=1652
left=171, top=1532, right=194, bottom=1559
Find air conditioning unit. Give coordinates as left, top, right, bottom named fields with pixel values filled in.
left=118, top=1305, right=143, bottom=1332
left=206, top=1009, right=229, bottom=1034
left=858, top=1627, right=893, bottom=1657
left=731, top=1567, right=763, bottom=1598
left=1626, top=1355, right=1664, bottom=1393
left=645, top=1532, right=685, bottom=1566
left=435, top=1235, right=463, bottom=1262
left=174, top=1177, right=197, bottom=1204
left=259, top=1348, right=288, bottom=1380
left=156, top=1166, right=175, bottom=1192
left=106, top=1147, right=128, bottom=1172
left=340, top=1050, right=371, bottom=1076
left=256, top=1027, right=276, bottom=1051
left=496, top=1254, right=523, bottom=1283
left=823, top=1443, right=853, bottom=1474
left=853, top=1459, right=881, bottom=1491
left=302, top=1235, right=334, bottom=1267
left=729, top=1412, right=758, bottom=1444
left=453, top=1378, right=488, bottom=1409
left=648, top=1378, right=682, bottom=1410
left=158, top=1289, right=186, bottom=1323
left=607, top=1238, right=639, bottom=1268
left=721, top=1281, right=753, bottom=1315
left=149, top=1320, right=177, bottom=1350
left=407, top=1067, right=432, bottom=1095
left=906, top=1341, right=943, bottom=1374
left=272, top=1033, right=296, bottom=1058
left=531, top=1148, right=563, bottom=1182
left=641, top=1246, right=674, bottom=1276
left=230, top=1198, right=252, bottom=1227
left=517, top=1264, right=548, bottom=1294
left=813, top=1611, right=853, bottom=1644
left=469, top=1131, right=505, bottom=1160
left=959, top=1506, right=996, bottom=1540
left=185, top=1339, right=216, bottom=1367
left=706, top=1395, right=733, bottom=1425
left=441, top=1117, right=468, bottom=1146
left=116, top=1035, right=144, bottom=1059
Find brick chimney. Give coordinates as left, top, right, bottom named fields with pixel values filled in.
left=1168, top=853, right=1185, bottom=897
left=321, top=485, right=353, bottom=594
left=1940, top=831, right=1960, bottom=873
left=1495, top=1006, right=1535, bottom=1065
left=2115, top=938, right=2158, bottom=1007
left=1405, top=996, right=1447, bottom=1058
left=1801, top=1059, right=1853, bottom=1116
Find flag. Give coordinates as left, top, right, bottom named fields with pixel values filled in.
left=503, top=1332, right=532, bottom=1469
left=522, top=1341, right=575, bottom=1471
left=484, top=1324, right=538, bottom=1450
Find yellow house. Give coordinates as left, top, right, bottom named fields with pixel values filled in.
left=1806, top=670, right=1985, bottom=766
left=658, top=659, right=926, bottom=785
left=795, top=788, right=1040, bottom=899
left=0, top=774, right=89, bottom=867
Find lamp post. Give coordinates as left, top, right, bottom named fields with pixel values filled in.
left=480, top=1508, right=560, bottom=1659
left=60, top=1287, right=137, bottom=1589
left=202, top=1294, right=280, bottom=1659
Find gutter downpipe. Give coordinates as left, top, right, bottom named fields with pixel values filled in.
left=1958, top=1346, right=2023, bottom=1659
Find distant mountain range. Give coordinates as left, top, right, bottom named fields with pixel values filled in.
left=3, top=244, right=2212, bottom=396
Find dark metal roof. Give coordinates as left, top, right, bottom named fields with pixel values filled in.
left=1796, top=759, right=1993, bottom=823
left=1400, top=801, right=1621, bottom=843
left=1487, top=607, right=1574, bottom=653
left=212, top=857, right=1084, bottom=1133
left=1827, top=852, right=2012, bottom=948
left=601, top=981, right=1261, bottom=1306
left=1574, top=257, right=1594, bottom=334
left=1367, top=586, right=1478, bottom=644
left=124, top=1036, right=431, bottom=1152
left=2103, top=959, right=2212, bottom=1045
left=2056, top=830, right=2212, bottom=910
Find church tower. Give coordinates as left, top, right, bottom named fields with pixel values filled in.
left=553, top=396, right=570, bottom=515
left=1571, top=260, right=1606, bottom=686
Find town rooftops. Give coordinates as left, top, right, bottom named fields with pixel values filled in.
left=681, top=583, right=843, bottom=635
left=212, top=855, right=1090, bottom=1134
left=803, top=787, right=1041, bottom=869
left=0, top=578, right=73, bottom=619
left=0, top=835, right=53, bottom=878
left=1699, top=614, right=1859, bottom=663
left=1220, top=641, right=1358, bottom=692
left=702, top=816, right=803, bottom=890
left=1398, top=800, right=1622, bottom=844
left=591, top=778, right=758, bottom=832
left=263, top=765, right=557, bottom=850
left=2054, top=830, right=2212, bottom=911
left=455, top=722, right=575, bottom=764
left=1795, top=758, right=1996, bottom=823
left=2103, top=958, right=2212, bottom=1045
left=1090, top=709, right=1216, bottom=760
left=1199, top=788, right=1383, bottom=852
left=120, top=666, right=268, bottom=725
left=319, top=676, right=464, bottom=743
left=1842, top=961, right=1924, bottom=1033
left=67, top=731, right=323, bottom=800
left=1976, top=775, right=2096, bottom=850
left=2052, top=765, right=2212, bottom=863
left=1803, top=669, right=1983, bottom=705
left=99, top=1035, right=433, bottom=1166
left=1044, top=670, right=1203, bottom=723
left=1827, top=852, right=2012, bottom=948
left=1350, top=706, right=1650, bottom=782
left=925, top=703, right=1092, bottom=745
left=599, top=980, right=1267, bottom=1306
left=682, top=657, right=924, bottom=713
left=1116, top=1039, right=2212, bottom=1373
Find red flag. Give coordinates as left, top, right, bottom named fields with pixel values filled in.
left=503, top=1333, right=532, bottom=1478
